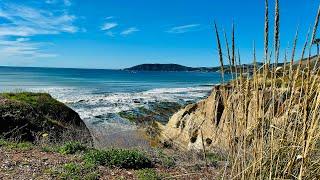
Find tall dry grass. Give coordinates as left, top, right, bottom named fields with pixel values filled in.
left=214, top=0, right=320, bottom=179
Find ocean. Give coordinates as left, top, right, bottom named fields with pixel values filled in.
left=0, top=66, right=230, bottom=148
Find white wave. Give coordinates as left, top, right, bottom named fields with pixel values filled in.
left=16, top=85, right=212, bottom=121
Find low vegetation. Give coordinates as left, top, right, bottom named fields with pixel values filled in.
left=0, top=139, right=223, bottom=179
left=0, top=139, right=33, bottom=151
left=1, top=92, right=60, bottom=107
left=47, top=162, right=99, bottom=180
left=58, top=141, right=88, bottom=155
left=136, top=169, right=160, bottom=180
left=83, top=149, right=152, bottom=169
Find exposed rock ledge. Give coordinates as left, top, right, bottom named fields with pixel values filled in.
left=160, top=85, right=291, bottom=151
left=160, top=85, right=227, bottom=151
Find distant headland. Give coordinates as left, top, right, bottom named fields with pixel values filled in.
left=123, top=63, right=265, bottom=73
left=123, top=63, right=219, bottom=72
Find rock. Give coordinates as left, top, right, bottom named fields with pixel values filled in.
left=160, top=85, right=291, bottom=151
left=0, top=92, right=92, bottom=143
left=133, top=99, right=140, bottom=103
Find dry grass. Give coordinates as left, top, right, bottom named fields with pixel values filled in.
left=214, top=0, right=320, bottom=179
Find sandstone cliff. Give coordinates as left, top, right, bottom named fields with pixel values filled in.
left=161, top=85, right=294, bottom=151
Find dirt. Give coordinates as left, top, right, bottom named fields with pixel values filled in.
left=0, top=147, right=221, bottom=180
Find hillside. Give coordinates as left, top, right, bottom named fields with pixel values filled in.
left=124, top=64, right=220, bottom=72
left=123, top=63, right=267, bottom=73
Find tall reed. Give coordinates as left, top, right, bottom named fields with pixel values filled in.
left=213, top=0, right=320, bottom=179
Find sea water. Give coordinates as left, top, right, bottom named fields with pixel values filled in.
left=0, top=66, right=230, bottom=148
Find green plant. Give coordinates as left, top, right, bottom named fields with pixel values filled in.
left=156, top=149, right=175, bottom=168
left=41, top=145, right=58, bottom=153
left=58, top=141, right=87, bottom=155
left=59, top=162, right=99, bottom=180
left=0, top=139, right=33, bottom=151
left=83, top=149, right=152, bottom=169
left=136, top=169, right=160, bottom=180
left=206, top=152, right=225, bottom=167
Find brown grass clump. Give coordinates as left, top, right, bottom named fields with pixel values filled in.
left=214, top=0, right=320, bottom=179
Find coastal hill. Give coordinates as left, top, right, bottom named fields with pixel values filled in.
left=124, top=63, right=220, bottom=72
left=124, top=63, right=265, bottom=73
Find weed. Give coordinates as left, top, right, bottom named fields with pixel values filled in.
left=83, top=149, right=152, bottom=169
left=58, top=141, right=87, bottom=155
left=136, top=169, right=160, bottom=180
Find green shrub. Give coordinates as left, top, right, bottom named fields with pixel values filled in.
left=83, top=149, right=152, bottom=169
left=41, top=145, right=58, bottom=153
left=47, top=162, right=99, bottom=180
left=206, top=152, right=225, bottom=167
left=58, top=141, right=87, bottom=155
left=156, top=150, right=175, bottom=168
left=0, top=139, right=33, bottom=151
left=0, top=92, right=59, bottom=107
left=136, top=169, right=160, bottom=180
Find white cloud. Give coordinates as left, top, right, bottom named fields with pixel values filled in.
left=0, top=2, right=77, bottom=59
left=167, top=24, right=201, bottom=34
left=101, top=18, right=139, bottom=37
left=0, top=37, right=57, bottom=59
left=101, top=22, right=118, bottom=31
left=45, top=0, right=72, bottom=6
left=0, top=3, right=78, bottom=36
left=120, top=27, right=139, bottom=36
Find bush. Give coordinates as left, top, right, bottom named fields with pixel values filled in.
left=54, top=162, right=99, bottom=180
left=206, top=152, right=225, bottom=167
left=58, top=141, right=87, bottom=155
left=41, top=145, right=58, bottom=153
left=136, top=169, right=160, bottom=180
left=0, top=139, right=33, bottom=151
left=156, top=149, right=175, bottom=168
left=83, top=149, right=152, bottom=169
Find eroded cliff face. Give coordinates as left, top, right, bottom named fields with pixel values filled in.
left=161, top=85, right=293, bottom=151
left=161, top=85, right=228, bottom=150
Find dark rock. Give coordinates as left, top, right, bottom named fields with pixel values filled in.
left=0, top=92, right=92, bottom=143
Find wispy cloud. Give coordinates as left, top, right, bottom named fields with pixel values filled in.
left=0, top=4, right=78, bottom=36
left=0, top=37, right=57, bottom=58
left=45, top=0, right=72, bottom=6
left=101, top=22, right=118, bottom=31
left=0, top=2, right=77, bottom=59
left=120, top=27, right=139, bottom=36
left=167, top=24, right=201, bottom=34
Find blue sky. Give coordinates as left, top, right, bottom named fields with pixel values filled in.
left=0, top=0, right=319, bottom=69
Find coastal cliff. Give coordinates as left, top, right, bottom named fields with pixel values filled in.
left=160, top=85, right=229, bottom=150
left=160, top=85, right=294, bottom=151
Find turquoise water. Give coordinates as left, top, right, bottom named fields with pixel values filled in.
left=0, top=66, right=230, bottom=147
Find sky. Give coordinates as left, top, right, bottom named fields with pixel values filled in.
left=0, top=0, right=319, bottom=69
